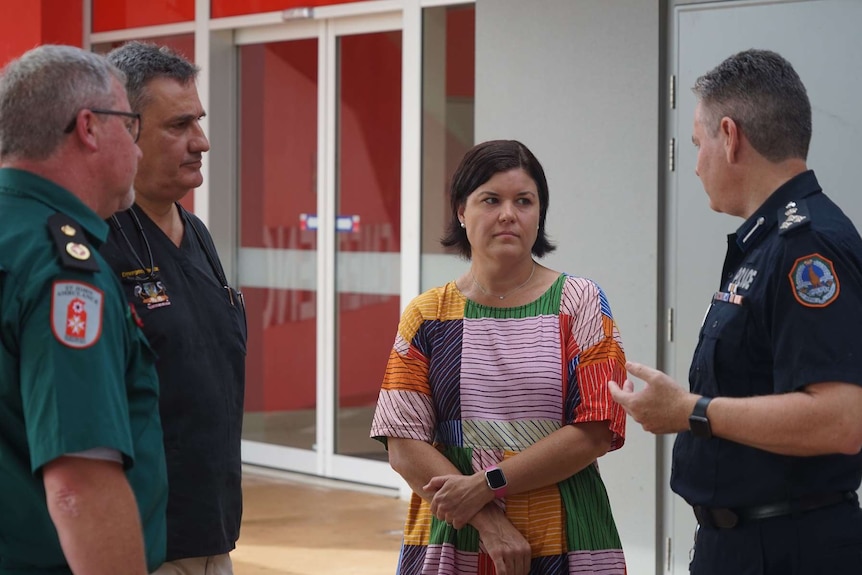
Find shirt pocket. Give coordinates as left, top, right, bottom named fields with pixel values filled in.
left=695, top=300, right=752, bottom=397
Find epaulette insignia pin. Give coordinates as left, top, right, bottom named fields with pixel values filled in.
left=60, top=225, right=76, bottom=236
left=66, top=242, right=91, bottom=261
left=778, top=200, right=811, bottom=235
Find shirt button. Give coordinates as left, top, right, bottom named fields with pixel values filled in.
left=711, top=320, right=719, bottom=328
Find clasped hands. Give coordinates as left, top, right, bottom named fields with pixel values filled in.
left=424, top=472, right=532, bottom=575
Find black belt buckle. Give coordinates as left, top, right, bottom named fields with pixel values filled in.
left=693, top=505, right=739, bottom=529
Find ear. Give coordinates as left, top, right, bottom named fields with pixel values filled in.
left=720, top=116, right=740, bottom=163
left=71, top=109, right=101, bottom=152
left=457, top=205, right=465, bottom=224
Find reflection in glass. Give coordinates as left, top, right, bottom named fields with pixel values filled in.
left=335, top=31, right=403, bottom=460
left=238, top=40, right=319, bottom=449
left=421, top=5, right=476, bottom=291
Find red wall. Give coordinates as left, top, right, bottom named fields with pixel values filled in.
left=0, top=0, right=83, bottom=67
left=92, top=0, right=194, bottom=33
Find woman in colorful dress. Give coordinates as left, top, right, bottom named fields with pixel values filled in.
left=370, top=139, right=628, bottom=575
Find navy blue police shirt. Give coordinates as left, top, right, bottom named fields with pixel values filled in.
left=671, top=170, right=862, bottom=508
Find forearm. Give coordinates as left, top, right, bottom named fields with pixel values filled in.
left=388, top=437, right=464, bottom=501
left=43, top=457, right=147, bottom=575
left=499, top=421, right=613, bottom=496
left=707, top=382, right=862, bottom=456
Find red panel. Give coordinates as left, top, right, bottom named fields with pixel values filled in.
left=42, top=0, right=84, bottom=48
left=0, top=0, right=83, bottom=67
left=92, top=0, right=194, bottom=33
left=446, top=6, right=475, bottom=99
left=339, top=32, right=402, bottom=251
left=240, top=40, right=318, bottom=248
left=212, top=0, right=363, bottom=19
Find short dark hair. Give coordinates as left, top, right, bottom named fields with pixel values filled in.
left=692, top=49, right=811, bottom=162
left=441, top=139, right=555, bottom=259
left=106, top=41, right=199, bottom=114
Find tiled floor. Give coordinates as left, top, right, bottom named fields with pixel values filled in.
left=233, top=466, right=407, bottom=575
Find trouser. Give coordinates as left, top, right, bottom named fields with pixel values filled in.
left=689, top=497, right=862, bottom=574
left=151, top=553, right=233, bottom=575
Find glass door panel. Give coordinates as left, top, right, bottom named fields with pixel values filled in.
left=238, top=39, right=319, bottom=450
left=334, top=30, right=403, bottom=459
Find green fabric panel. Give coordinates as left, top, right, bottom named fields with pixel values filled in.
left=463, top=274, right=566, bottom=319
left=425, top=445, right=481, bottom=550
left=559, top=464, right=623, bottom=551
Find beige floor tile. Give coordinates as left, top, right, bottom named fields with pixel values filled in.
left=234, top=467, right=407, bottom=575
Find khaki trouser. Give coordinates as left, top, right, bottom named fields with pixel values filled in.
left=151, top=553, right=233, bottom=575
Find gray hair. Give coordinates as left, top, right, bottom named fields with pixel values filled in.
left=692, top=49, right=812, bottom=162
left=107, top=41, right=199, bottom=114
left=0, top=45, right=121, bottom=161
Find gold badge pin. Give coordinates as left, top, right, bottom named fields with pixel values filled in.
left=66, top=242, right=91, bottom=261
left=60, top=225, right=76, bottom=237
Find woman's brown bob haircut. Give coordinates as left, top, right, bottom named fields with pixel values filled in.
left=441, top=139, right=556, bottom=259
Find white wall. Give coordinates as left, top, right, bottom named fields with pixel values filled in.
left=476, top=1, right=661, bottom=572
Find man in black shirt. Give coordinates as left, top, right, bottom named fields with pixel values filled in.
left=101, top=41, right=247, bottom=575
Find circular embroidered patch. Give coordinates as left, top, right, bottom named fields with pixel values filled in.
left=789, top=253, right=839, bottom=307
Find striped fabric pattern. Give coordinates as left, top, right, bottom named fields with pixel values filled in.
left=370, top=274, right=627, bottom=574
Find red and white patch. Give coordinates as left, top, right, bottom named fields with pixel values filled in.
left=51, top=281, right=103, bottom=348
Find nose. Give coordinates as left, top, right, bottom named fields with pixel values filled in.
left=498, top=200, right=515, bottom=221
left=190, top=120, right=211, bottom=153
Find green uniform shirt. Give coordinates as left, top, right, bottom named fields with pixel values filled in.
left=0, top=168, right=167, bottom=574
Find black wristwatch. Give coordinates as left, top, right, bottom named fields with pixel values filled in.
left=689, top=396, right=713, bottom=439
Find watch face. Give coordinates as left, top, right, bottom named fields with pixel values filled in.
left=689, top=415, right=711, bottom=438
left=486, top=467, right=506, bottom=489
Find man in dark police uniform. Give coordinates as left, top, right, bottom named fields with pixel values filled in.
left=610, top=49, right=862, bottom=574
left=0, top=45, right=167, bottom=574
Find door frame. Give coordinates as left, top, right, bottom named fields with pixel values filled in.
left=234, top=9, right=405, bottom=490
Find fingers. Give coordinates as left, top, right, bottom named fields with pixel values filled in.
left=626, top=361, right=663, bottom=383
left=423, top=475, right=445, bottom=493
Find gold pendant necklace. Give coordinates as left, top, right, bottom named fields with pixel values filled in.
left=471, top=261, right=536, bottom=300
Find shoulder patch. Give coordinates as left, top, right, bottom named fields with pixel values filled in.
left=777, top=199, right=811, bottom=236
left=51, top=280, right=104, bottom=348
left=788, top=253, right=839, bottom=307
left=47, top=213, right=100, bottom=272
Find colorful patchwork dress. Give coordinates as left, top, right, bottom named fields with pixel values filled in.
left=371, top=273, right=628, bottom=574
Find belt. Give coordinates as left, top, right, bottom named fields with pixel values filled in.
left=692, top=491, right=858, bottom=529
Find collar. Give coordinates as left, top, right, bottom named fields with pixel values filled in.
left=0, top=167, right=109, bottom=246
left=734, top=170, right=821, bottom=251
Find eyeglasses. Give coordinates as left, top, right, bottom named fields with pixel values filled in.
left=64, top=108, right=141, bottom=143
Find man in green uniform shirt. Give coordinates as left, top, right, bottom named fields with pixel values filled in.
left=0, top=45, right=168, bottom=574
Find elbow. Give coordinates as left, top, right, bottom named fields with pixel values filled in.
left=837, top=431, right=862, bottom=456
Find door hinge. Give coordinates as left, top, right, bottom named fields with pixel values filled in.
left=670, top=74, right=676, bottom=109
left=668, top=138, right=676, bottom=172
left=665, top=536, right=673, bottom=572
left=667, top=307, right=674, bottom=342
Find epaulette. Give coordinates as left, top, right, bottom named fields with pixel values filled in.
left=47, top=213, right=100, bottom=272
left=777, top=199, right=811, bottom=236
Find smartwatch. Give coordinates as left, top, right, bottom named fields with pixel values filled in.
left=484, top=465, right=508, bottom=499
left=689, top=396, right=713, bottom=439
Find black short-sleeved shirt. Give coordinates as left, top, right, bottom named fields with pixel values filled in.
left=101, top=204, right=247, bottom=560
left=672, top=170, right=862, bottom=508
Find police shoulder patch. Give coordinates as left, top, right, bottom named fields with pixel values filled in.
left=788, top=253, right=839, bottom=308
left=51, top=280, right=104, bottom=348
